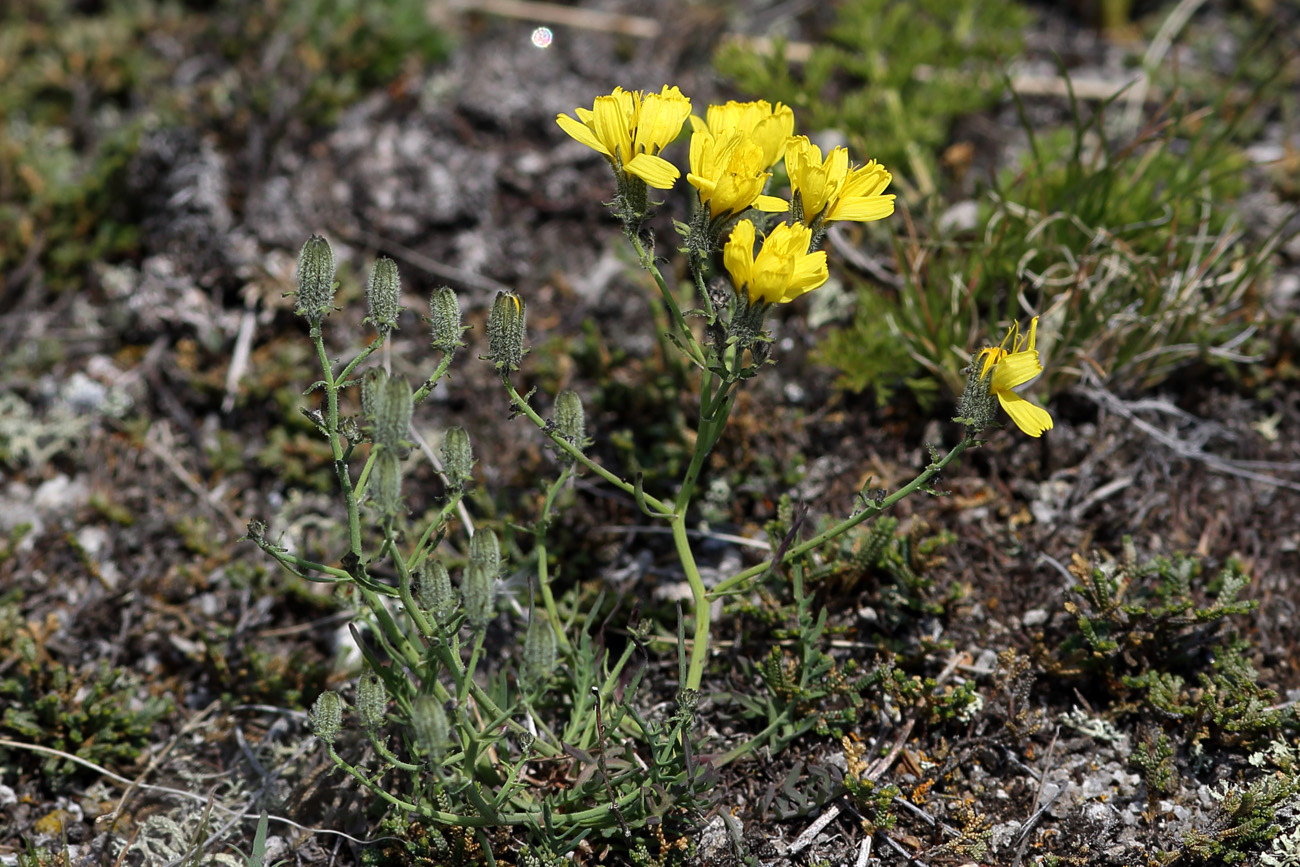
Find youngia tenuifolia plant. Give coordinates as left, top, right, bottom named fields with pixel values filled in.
left=244, top=87, right=1059, bottom=859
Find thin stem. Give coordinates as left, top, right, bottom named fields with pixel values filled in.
left=535, top=467, right=574, bottom=654
left=628, top=232, right=707, bottom=368
left=674, top=515, right=711, bottom=693
left=312, top=328, right=364, bottom=558
left=710, top=434, right=977, bottom=598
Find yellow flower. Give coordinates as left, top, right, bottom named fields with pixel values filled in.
left=785, top=135, right=895, bottom=225
left=687, top=128, right=789, bottom=219
left=976, top=317, right=1054, bottom=437
left=556, top=86, right=692, bottom=189
left=697, top=100, right=795, bottom=169
left=723, top=220, right=829, bottom=306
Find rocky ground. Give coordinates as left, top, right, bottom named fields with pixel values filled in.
left=3, top=1, right=1300, bottom=865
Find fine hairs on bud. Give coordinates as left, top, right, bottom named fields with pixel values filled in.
left=486, top=291, right=527, bottom=372
left=553, top=390, right=586, bottom=463
left=309, top=691, right=343, bottom=744
left=371, top=448, right=404, bottom=516
left=360, top=367, right=388, bottom=428
left=365, top=256, right=402, bottom=336
left=372, top=375, right=413, bottom=451
left=356, top=671, right=389, bottom=730
left=295, top=235, right=338, bottom=325
left=956, top=360, right=997, bottom=435
left=441, top=426, right=473, bottom=489
left=416, top=559, right=456, bottom=620
left=468, top=528, right=500, bottom=577
left=461, top=560, right=494, bottom=630
left=411, top=694, right=450, bottom=759
left=522, top=615, right=557, bottom=686
left=429, top=286, right=466, bottom=354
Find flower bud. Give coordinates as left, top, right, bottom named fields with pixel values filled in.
left=429, top=286, right=466, bottom=354
left=360, top=367, right=388, bottom=428
left=486, top=291, right=527, bottom=372
left=955, top=359, right=997, bottom=435
left=371, top=448, right=404, bottom=516
left=294, top=235, right=337, bottom=325
left=356, top=671, right=388, bottom=730
left=522, top=616, right=557, bottom=686
left=365, top=256, right=402, bottom=337
left=410, top=694, right=450, bottom=759
left=462, top=560, right=494, bottom=631
left=309, top=691, right=343, bottom=744
left=372, top=374, right=413, bottom=451
left=416, top=559, right=455, bottom=620
left=552, top=390, right=586, bottom=462
left=441, top=426, right=473, bottom=489
left=468, top=528, right=500, bottom=577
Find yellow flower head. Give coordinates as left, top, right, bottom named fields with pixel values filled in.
left=785, top=135, right=895, bottom=225
left=698, top=100, right=795, bottom=170
left=556, top=86, right=692, bottom=189
left=976, top=317, right=1053, bottom=437
left=723, top=219, right=829, bottom=306
left=687, top=128, right=789, bottom=220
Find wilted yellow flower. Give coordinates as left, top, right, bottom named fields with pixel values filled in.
left=976, top=317, right=1053, bottom=437
left=785, top=136, right=895, bottom=225
left=687, top=129, right=789, bottom=220
left=696, top=100, right=795, bottom=169
left=556, top=86, right=692, bottom=189
left=723, top=219, right=828, bottom=306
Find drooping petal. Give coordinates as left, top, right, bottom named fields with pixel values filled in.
left=997, top=391, right=1054, bottom=437
left=557, top=113, right=611, bottom=158
left=625, top=153, right=680, bottom=189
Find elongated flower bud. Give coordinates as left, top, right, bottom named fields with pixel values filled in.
left=486, top=291, right=526, bottom=372
left=441, top=426, right=473, bottom=489
left=955, top=358, right=997, bottom=435
left=429, top=286, right=466, bottom=353
left=553, top=389, right=586, bottom=463
left=462, top=560, right=494, bottom=630
left=365, top=256, right=402, bottom=337
left=411, top=694, right=450, bottom=759
left=522, top=616, right=557, bottom=686
left=416, top=559, right=455, bottom=619
left=294, top=235, right=337, bottom=325
left=360, top=367, right=388, bottom=428
left=357, top=672, right=388, bottom=730
left=373, top=375, right=413, bottom=450
left=371, top=448, right=403, bottom=516
left=309, top=691, right=343, bottom=744
left=468, top=528, right=500, bottom=577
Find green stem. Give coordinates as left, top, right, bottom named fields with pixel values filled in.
left=502, top=379, right=673, bottom=516
left=674, top=514, right=712, bottom=693
left=412, top=351, right=455, bottom=405
left=312, top=329, right=364, bottom=558
left=710, top=434, right=977, bottom=598
left=628, top=232, right=706, bottom=368
left=535, top=467, right=574, bottom=655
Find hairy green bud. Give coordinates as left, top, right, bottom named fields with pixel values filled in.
left=309, top=691, right=343, bottom=744
left=416, top=559, right=456, bottom=620
left=486, top=291, right=527, bottom=372
left=429, top=285, right=466, bottom=353
left=468, top=528, right=500, bottom=577
left=372, top=374, right=413, bottom=450
left=365, top=256, right=402, bottom=336
left=294, top=235, right=337, bottom=325
left=955, top=358, right=997, bottom=435
left=522, top=616, right=557, bottom=687
left=411, top=694, right=450, bottom=759
left=552, top=389, right=586, bottom=463
left=462, top=560, right=494, bottom=630
left=360, top=367, right=388, bottom=428
left=356, top=672, right=389, bottom=730
left=371, top=448, right=404, bottom=516
left=441, top=426, right=473, bottom=489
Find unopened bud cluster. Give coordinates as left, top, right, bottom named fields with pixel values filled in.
left=309, top=691, right=343, bottom=744
left=416, top=559, right=456, bottom=621
left=357, top=672, right=389, bottom=730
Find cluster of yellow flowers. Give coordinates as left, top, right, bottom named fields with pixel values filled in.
left=556, top=86, right=895, bottom=307
left=557, top=86, right=1051, bottom=437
